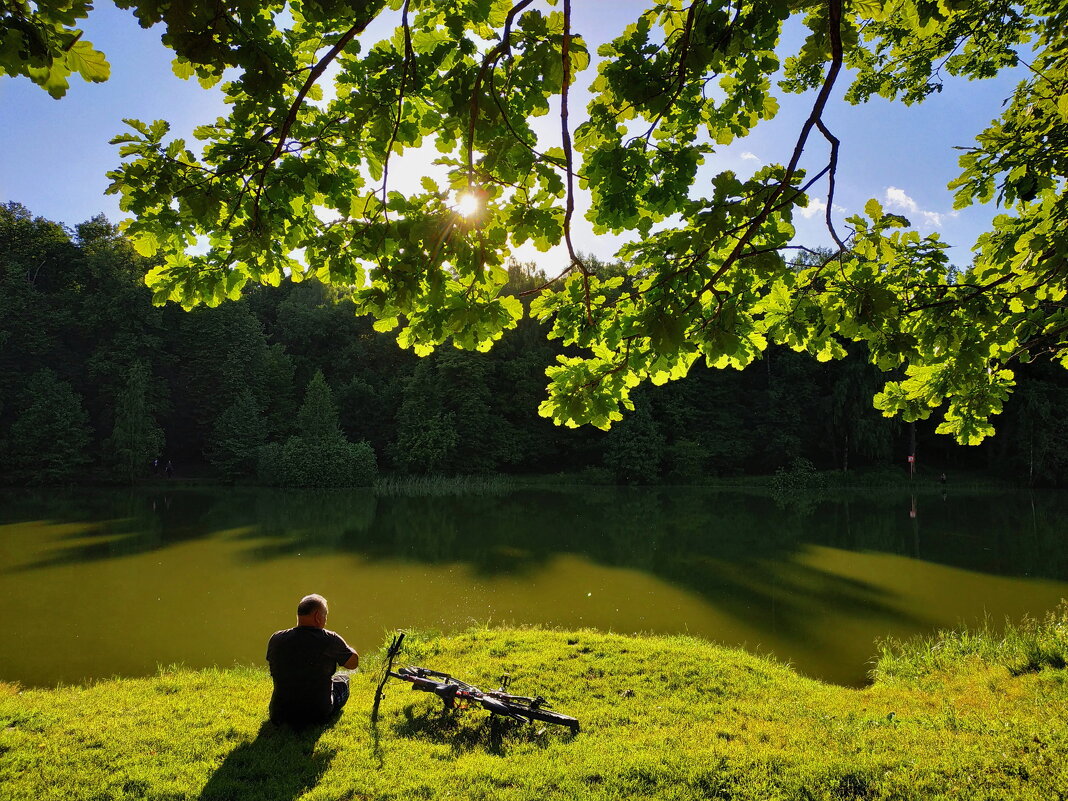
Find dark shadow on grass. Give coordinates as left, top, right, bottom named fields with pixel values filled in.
left=389, top=702, right=570, bottom=757
left=198, top=721, right=336, bottom=801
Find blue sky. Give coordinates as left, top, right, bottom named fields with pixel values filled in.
left=0, top=2, right=1024, bottom=271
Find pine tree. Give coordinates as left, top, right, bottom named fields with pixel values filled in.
left=297, top=369, right=341, bottom=444
left=9, top=369, right=93, bottom=484
left=258, top=370, right=377, bottom=487
left=261, top=343, right=296, bottom=440
left=604, top=395, right=664, bottom=485
left=106, top=361, right=164, bottom=481
left=392, top=359, right=458, bottom=474
left=207, top=388, right=266, bottom=481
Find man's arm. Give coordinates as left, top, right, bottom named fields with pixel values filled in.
left=266, top=631, right=279, bottom=664
left=327, top=631, right=359, bottom=669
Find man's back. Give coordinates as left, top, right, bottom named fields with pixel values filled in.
left=266, top=625, right=355, bottom=726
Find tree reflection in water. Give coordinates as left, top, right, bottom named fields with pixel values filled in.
left=3, top=485, right=1068, bottom=686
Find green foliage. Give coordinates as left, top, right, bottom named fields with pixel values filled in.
left=259, top=343, right=296, bottom=440
left=374, top=473, right=513, bottom=497
left=391, top=406, right=458, bottom=474
left=254, top=441, right=284, bottom=486
left=824, top=345, right=895, bottom=470
left=771, top=456, right=827, bottom=494
left=96, top=1, right=1068, bottom=444
left=603, top=395, right=664, bottom=484
left=0, top=1, right=109, bottom=97
left=5, top=2, right=1065, bottom=445
left=336, top=375, right=383, bottom=448
left=10, top=198, right=1068, bottom=487
left=257, top=436, right=377, bottom=488
left=172, top=301, right=271, bottom=451
left=663, top=438, right=707, bottom=484
left=296, top=369, right=341, bottom=443
left=207, top=388, right=266, bottom=481
left=391, top=352, right=512, bottom=474
left=257, top=370, right=377, bottom=487
left=105, top=361, right=164, bottom=481
left=992, top=369, right=1068, bottom=486
left=6, top=5, right=1068, bottom=443
left=0, top=204, right=75, bottom=405
left=8, top=369, right=93, bottom=484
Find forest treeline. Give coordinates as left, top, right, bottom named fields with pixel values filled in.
left=2, top=202, right=1067, bottom=487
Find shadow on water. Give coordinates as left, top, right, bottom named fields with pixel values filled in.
left=1, top=488, right=916, bottom=636
left=6, top=484, right=1068, bottom=687
left=8, top=484, right=1068, bottom=579
left=6, top=485, right=1068, bottom=646
left=197, top=722, right=335, bottom=801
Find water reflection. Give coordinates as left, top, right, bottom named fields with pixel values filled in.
left=1, top=486, right=1067, bottom=688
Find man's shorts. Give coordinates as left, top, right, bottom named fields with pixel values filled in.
left=331, top=673, right=351, bottom=714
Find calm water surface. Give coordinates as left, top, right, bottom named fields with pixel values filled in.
left=2, top=486, right=1066, bottom=688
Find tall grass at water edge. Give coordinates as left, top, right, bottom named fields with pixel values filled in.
left=873, top=602, right=1068, bottom=682
left=373, top=474, right=513, bottom=497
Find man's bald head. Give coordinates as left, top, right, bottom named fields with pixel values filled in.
left=297, top=594, right=329, bottom=627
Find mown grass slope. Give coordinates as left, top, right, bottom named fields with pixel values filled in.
left=3, top=618, right=1068, bottom=801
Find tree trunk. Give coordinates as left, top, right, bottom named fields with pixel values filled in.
left=909, top=421, right=917, bottom=479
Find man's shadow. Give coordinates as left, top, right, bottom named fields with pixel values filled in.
left=198, top=721, right=336, bottom=801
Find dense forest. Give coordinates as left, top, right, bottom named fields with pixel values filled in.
left=2, top=201, right=1067, bottom=487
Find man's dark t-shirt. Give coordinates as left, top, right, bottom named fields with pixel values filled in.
left=266, top=626, right=356, bottom=726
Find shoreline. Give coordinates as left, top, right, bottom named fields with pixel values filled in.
left=4, top=618, right=1067, bottom=800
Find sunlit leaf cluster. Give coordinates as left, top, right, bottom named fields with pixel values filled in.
left=0, top=0, right=109, bottom=97
left=9, top=0, right=1068, bottom=442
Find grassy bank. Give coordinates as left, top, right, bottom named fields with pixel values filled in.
left=4, top=617, right=1068, bottom=801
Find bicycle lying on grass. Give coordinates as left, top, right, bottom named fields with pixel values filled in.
left=371, top=633, right=580, bottom=734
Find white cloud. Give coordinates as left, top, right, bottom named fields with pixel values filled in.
left=797, top=197, right=846, bottom=219
left=883, top=186, right=957, bottom=228
left=885, top=186, right=919, bottom=214
left=798, top=198, right=827, bottom=219
left=740, top=151, right=759, bottom=161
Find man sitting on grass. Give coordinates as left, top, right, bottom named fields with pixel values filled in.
left=266, top=593, right=360, bottom=727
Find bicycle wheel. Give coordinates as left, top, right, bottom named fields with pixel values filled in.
left=490, top=697, right=580, bottom=733
left=519, top=705, right=579, bottom=733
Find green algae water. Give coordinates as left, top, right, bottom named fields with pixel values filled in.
left=1, top=486, right=1066, bottom=688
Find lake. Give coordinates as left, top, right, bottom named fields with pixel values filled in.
left=2, top=485, right=1066, bottom=688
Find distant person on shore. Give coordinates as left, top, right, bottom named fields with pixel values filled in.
left=164, top=460, right=173, bottom=478
left=266, top=594, right=360, bottom=728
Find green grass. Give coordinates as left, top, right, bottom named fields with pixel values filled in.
left=873, top=604, right=1068, bottom=682
left=4, top=620, right=1068, bottom=801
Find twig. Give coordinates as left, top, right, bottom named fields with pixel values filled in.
left=684, top=0, right=845, bottom=312
left=561, top=0, right=591, bottom=323
left=381, top=0, right=415, bottom=218
left=468, top=1, right=536, bottom=180
left=251, top=15, right=375, bottom=221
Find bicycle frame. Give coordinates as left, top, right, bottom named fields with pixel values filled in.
left=387, top=665, right=580, bottom=734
